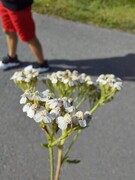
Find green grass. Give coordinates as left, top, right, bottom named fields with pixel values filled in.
left=33, top=0, right=135, bottom=33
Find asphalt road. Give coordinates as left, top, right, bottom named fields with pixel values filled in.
left=0, top=13, right=135, bottom=180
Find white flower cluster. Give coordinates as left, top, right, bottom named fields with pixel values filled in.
left=20, top=89, right=91, bottom=130
left=41, top=70, right=94, bottom=86
left=11, top=65, right=39, bottom=83
left=96, top=74, right=122, bottom=91
left=20, top=89, right=54, bottom=104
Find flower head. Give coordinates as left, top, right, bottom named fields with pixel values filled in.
left=96, top=74, right=122, bottom=91
left=11, top=68, right=122, bottom=134
left=20, top=89, right=55, bottom=105
left=41, top=70, right=94, bottom=88
left=11, top=65, right=39, bottom=83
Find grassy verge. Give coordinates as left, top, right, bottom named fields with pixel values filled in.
left=33, top=0, right=135, bottom=33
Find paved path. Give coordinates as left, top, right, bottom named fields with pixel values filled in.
left=0, top=14, right=135, bottom=180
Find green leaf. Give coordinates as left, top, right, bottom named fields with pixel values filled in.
left=66, top=159, right=81, bottom=164
left=41, top=143, right=49, bottom=149
left=62, top=156, right=69, bottom=164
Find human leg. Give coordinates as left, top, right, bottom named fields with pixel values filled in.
left=8, top=6, right=50, bottom=72
left=4, top=30, right=18, bottom=58
left=0, top=32, right=20, bottom=70
left=27, top=36, right=49, bottom=73
left=0, top=3, right=21, bottom=70
left=28, top=36, right=45, bottom=64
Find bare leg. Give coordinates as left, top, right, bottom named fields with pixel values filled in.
left=28, top=36, right=45, bottom=64
left=4, top=31, right=18, bottom=58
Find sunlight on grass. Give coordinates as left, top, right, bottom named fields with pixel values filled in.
left=33, top=0, right=135, bottom=33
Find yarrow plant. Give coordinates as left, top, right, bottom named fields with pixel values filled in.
left=11, top=66, right=122, bottom=180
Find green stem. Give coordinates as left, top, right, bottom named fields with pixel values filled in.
left=74, top=92, right=81, bottom=102
left=46, top=124, right=57, bottom=141
left=55, top=139, right=65, bottom=180
left=74, top=87, right=85, bottom=103
left=49, top=146, right=54, bottom=180
left=76, top=94, right=87, bottom=109
left=54, top=85, right=63, bottom=97
left=42, top=127, right=54, bottom=180
left=50, top=128, right=78, bottom=147
left=76, top=88, right=90, bottom=109
left=50, top=132, right=69, bottom=147
left=90, top=89, right=116, bottom=114
left=90, top=84, right=105, bottom=114
left=62, top=129, right=82, bottom=164
left=90, top=99, right=103, bottom=114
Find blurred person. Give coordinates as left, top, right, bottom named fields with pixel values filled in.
left=0, top=0, right=50, bottom=73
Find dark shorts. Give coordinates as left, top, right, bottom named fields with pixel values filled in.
left=0, top=2, right=35, bottom=42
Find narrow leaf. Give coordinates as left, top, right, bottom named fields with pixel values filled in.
left=41, top=143, right=49, bottom=149
left=66, top=159, right=81, bottom=164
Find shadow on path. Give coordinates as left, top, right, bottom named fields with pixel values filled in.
left=50, top=53, right=135, bottom=81
left=4, top=53, right=135, bottom=81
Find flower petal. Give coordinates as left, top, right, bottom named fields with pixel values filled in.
left=79, top=120, right=87, bottom=127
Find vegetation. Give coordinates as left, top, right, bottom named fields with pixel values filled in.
left=33, top=0, right=135, bottom=33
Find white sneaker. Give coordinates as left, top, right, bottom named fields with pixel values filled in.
left=0, top=55, right=21, bottom=70
left=33, top=61, right=50, bottom=73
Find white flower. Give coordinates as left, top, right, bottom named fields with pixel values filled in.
left=85, top=76, right=93, bottom=85
left=57, top=117, right=68, bottom=130
left=41, top=89, right=50, bottom=96
left=47, top=98, right=62, bottom=109
left=79, top=120, right=87, bottom=127
left=99, top=79, right=107, bottom=85
left=38, top=90, right=54, bottom=102
left=23, top=103, right=39, bottom=118
left=34, top=110, right=45, bottom=122
left=96, top=74, right=122, bottom=90
left=107, top=74, right=115, bottom=79
left=62, top=78, right=69, bottom=84
left=52, top=78, right=58, bottom=84
left=23, top=103, right=32, bottom=112
left=73, top=111, right=87, bottom=128
left=11, top=66, right=38, bottom=83
left=79, top=73, right=86, bottom=83
left=85, top=76, right=91, bottom=82
left=114, top=81, right=122, bottom=91
left=46, top=73, right=58, bottom=84
left=63, top=99, right=75, bottom=113
left=41, top=70, right=95, bottom=89
left=20, top=89, right=54, bottom=104
left=20, top=96, right=27, bottom=104
left=57, top=114, right=72, bottom=130
left=75, top=111, right=83, bottom=119
left=20, top=90, right=32, bottom=104
left=87, top=80, right=94, bottom=85
left=25, top=65, right=37, bottom=75
left=50, top=107, right=61, bottom=119
left=43, top=114, right=54, bottom=123
left=34, top=110, right=54, bottom=123
left=96, top=74, right=106, bottom=84
left=11, top=72, right=21, bottom=80
left=27, top=107, right=35, bottom=118
left=65, top=106, right=75, bottom=113
left=30, top=91, right=47, bottom=102
left=26, top=104, right=39, bottom=118
left=68, top=80, right=75, bottom=87
left=24, top=65, right=33, bottom=72
left=11, top=71, right=25, bottom=81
